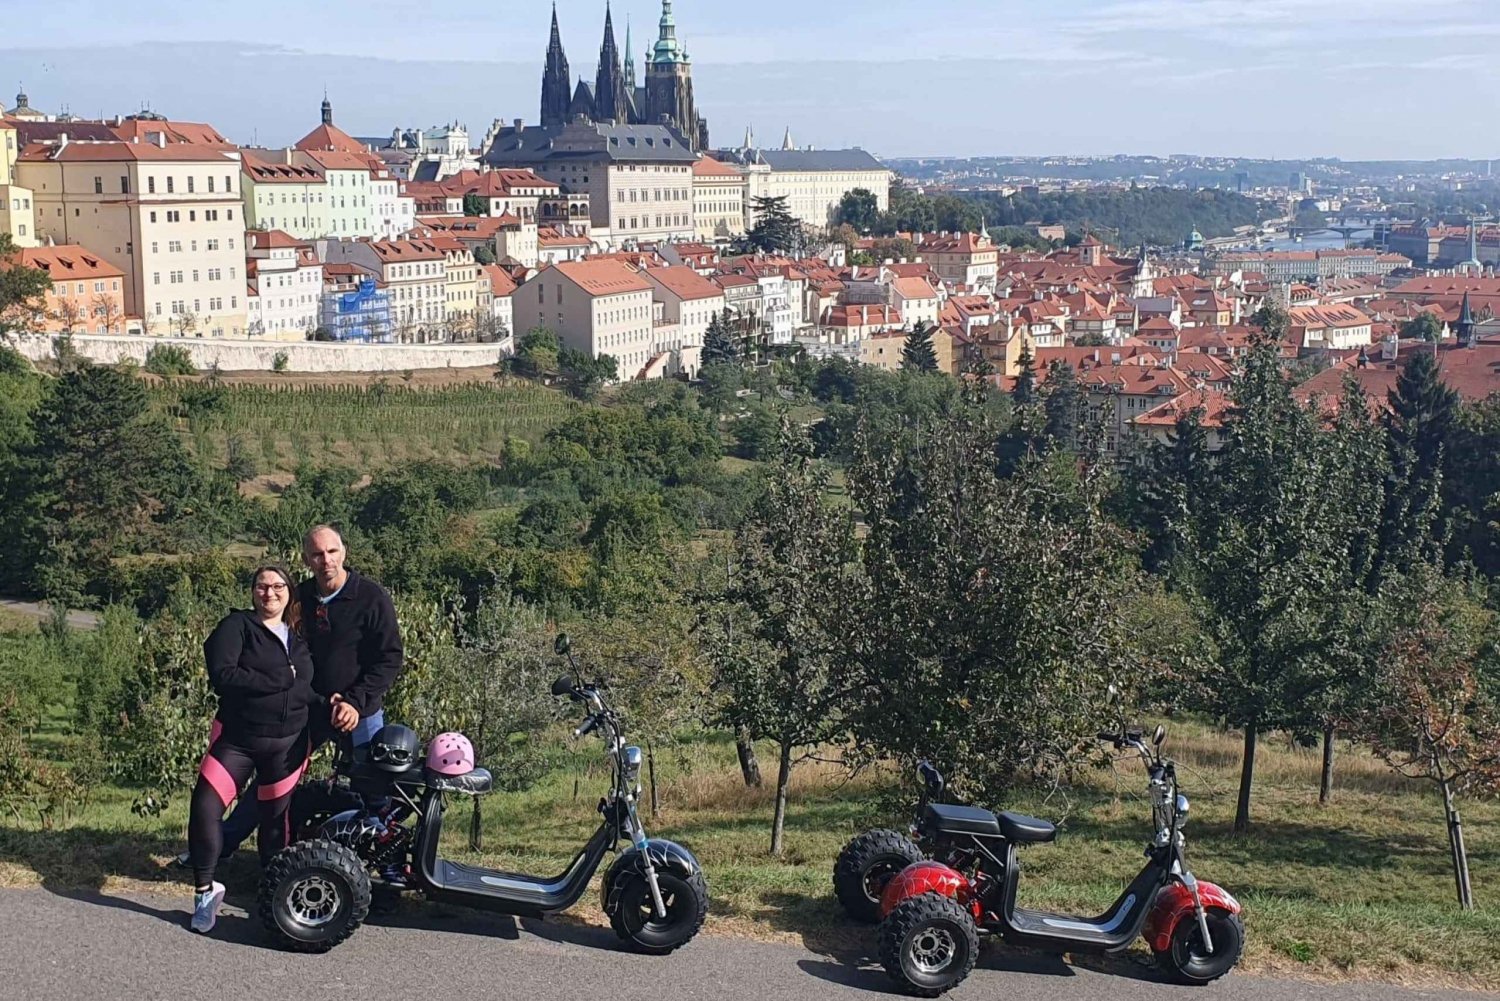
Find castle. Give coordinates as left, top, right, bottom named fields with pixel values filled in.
left=540, top=1, right=709, bottom=151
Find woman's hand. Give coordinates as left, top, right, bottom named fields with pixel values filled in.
left=329, top=694, right=360, bottom=733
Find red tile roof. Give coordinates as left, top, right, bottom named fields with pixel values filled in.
left=551, top=259, right=654, bottom=296
left=7, top=245, right=124, bottom=281
left=647, top=265, right=724, bottom=302
left=293, top=122, right=368, bottom=155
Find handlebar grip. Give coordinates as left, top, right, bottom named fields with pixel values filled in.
left=575, top=715, right=600, bottom=738
left=1096, top=731, right=1119, bottom=742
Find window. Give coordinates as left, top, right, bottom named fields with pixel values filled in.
left=189, top=211, right=196, bottom=222
left=207, top=176, right=215, bottom=193
left=94, top=176, right=103, bottom=194
left=94, top=281, right=104, bottom=293
left=187, top=177, right=195, bottom=193
left=225, top=175, right=232, bottom=192
left=166, top=210, right=180, bottom=223
left=148, top=176, right=156, bottom=194
left=206, top=238, right=219, bottom=251
left=121, top=176, right=130, bottom=194
left=169, top=240, right=182, bottom=253
left=151, top=242, right=159, bottom=254
left=150, top=211, right=157, bottom=223
left=227, top=209, right=234, bottom=220
left=166, top=177, right=175, bottom=194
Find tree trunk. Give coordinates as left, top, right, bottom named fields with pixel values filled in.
left=1318, top=724, right=1336, bottom=806
left=1441, top=780, right=1475, bottom=910
left=1234, top=723, right=1258, bottom=833
left=735, top=726, right=763, bottom=787
left=469, top=796, right=483, bottom=853
left=770, top=741, right=793, bottom=857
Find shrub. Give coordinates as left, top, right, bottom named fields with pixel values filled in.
left=143, top=344, right=196, bottom=377
left=272, top=351, right=289, bottom=373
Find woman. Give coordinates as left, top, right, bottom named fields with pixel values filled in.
left=187, top=565, right=317, bottom=934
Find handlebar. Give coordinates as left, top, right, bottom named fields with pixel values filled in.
left=575, top=714, right=600, bottom=739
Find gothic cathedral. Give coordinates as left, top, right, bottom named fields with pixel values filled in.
left=539, top=1, right=709, bottom=151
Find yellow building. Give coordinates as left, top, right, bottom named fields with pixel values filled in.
left=0, top=121, right=37, bottom=247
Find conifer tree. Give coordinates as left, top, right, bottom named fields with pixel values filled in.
left=900, top=322, right=939, bottom=373
left=702, top=310, right=739, bottom=368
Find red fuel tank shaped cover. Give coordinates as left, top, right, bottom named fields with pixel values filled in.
left=1143, top=880, right=1242, bottom=953
left=879, top=861, right=979, bottom=920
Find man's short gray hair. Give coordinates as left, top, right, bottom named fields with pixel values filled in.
left=302, top=524, right=345, bottom=553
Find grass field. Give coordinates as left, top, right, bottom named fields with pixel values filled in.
left=151, top=380, right=580, bottom=473
left=2, top=707, right=1496, bottom=988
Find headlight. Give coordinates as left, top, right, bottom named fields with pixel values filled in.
left=1176, top=794, right=1190, bottom=819
left=623, top=745, right=643, bottom=786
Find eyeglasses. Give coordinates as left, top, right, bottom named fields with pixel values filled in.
left=254, top=583, right=288, bottom=593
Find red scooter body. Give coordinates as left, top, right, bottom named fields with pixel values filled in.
left=879, top=861, right=980, bottom=920
left=1143, top=880, right=1241, bottom=954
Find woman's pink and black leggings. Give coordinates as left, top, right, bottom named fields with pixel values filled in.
left=188, top=721, right=309, bottom=887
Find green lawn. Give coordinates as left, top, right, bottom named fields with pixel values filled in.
left=2, top=718, right=1496, bottom=987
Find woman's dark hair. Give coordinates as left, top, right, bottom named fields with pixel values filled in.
left=251, top=564, right=302, bottom=636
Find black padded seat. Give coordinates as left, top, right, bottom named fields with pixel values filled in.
left=926, top=803, right=1001, bottom=836
left=998, top=811, right=1056, bottom=843
left=426, top=767, right=493, bottom=795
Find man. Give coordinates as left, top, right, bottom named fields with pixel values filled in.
left=178, top=524, right=404, bottom=866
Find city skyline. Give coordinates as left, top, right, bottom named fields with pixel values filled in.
left=2, top=0, right=1498, bottom=160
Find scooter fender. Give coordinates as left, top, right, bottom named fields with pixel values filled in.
left=600, top=839, right=703, bottom=917
left=878, top=861, right=980, bottom=920
left=1143, top=879, right=1241, bottom=953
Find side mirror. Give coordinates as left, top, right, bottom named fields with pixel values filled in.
left=554, top=633, right=571, bottom=656
left=551, top=675, right=577, bottom=698
left=1106, top=683, right=1120, bottom=704
left=1153, top=724, right=1167, bottom=747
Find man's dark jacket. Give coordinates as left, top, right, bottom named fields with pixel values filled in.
left=297, top=569, right=404, bottom=717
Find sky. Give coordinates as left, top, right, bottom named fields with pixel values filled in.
left=1, top=0, right=1497, bottom=161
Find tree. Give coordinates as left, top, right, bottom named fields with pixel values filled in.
left=91, top=295, right=124, bottom=335
left=558, top=346, right=618, bottom=400
left=463, top=193, right=487, bottom=218
left=1115, top=405, right=1212, bottom=573
left=701, top=310, right=738, bottom=368
left=143, top=344, right=195, bottom=377
left=0, top=234, right=52, bottom=335
left=16, top=366, right=198, bottom=605
left=50, top=297, right=86, bottom=334
left=846, top=380, right=1149, bottom=800
left=473, top=244, right=497, bottom=266
left=835, top=188, right=880, bottom=232
left=900, top=322, right=938, bottom=373
left=402, top=595, right=557, bottom=850
left=712, top=423, right=861, bottom=855
left=1011, top=339, right=1038, bottom=406
left=272, top=350, right=289, bottom=373
left=1041, top=359, right=1082, bottom=452
left=173, top=310, right=199, bottom=338
left=511, top=327, right=561, bottom=380
left=1348, top=564, right=1500, bottom=909
left=1401, top=310, right=1445, bottom=343
left=1250, top=301, right=1290, bottom=342
left=747, top=195, right=801, bottom=255
left=1379, top=348, right=1459, bottom=573
left=1186, top=338, right=1374, bottom=831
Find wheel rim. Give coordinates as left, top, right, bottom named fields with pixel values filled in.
left=287, top=875, right=342, bottom=928
left=862, top=861, right=901, bottom=903
left=909, top=926, right=957, bottom=974
left=625, top=873, right=695, bottom=938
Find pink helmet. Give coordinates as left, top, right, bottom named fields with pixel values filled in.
left=426, top=732, right=475, bottom=776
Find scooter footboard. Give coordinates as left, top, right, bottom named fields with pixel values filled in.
left=600, top=839, right=702, bottom=916
left=1143, top=879, right=1241, bottom=953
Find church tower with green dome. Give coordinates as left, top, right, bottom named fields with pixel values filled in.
left=644, top=0, right=708, bottom=150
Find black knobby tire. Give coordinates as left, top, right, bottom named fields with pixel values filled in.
left=878, top=892, right=980, bottom=998
left=1155, top=907, right=1244, bottom=985
left=259, top=839, right=372, bottom=953
left=608, top=867, right=709, bottom=955
left=833, top=828, right=925, bottom=923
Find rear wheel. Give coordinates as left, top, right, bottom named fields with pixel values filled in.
left=833, top=829, right=925, bottom=923
left=259, top=839, right=371, bottom=953
left=1155, top=908, right=1244, bottom=985
left=878, top=892, right=979, bottom=998
left=608, top=868, right=709, bottom=955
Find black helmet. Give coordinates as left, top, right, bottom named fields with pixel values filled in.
left=368, top=723, right=420, bottom=772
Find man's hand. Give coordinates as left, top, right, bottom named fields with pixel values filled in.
left=329, top=694, right=360, bottom=733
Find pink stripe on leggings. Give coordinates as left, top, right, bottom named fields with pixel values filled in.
left=258, top=752, right=310, bottom=802
left=199, top=752, right=238, bottom=807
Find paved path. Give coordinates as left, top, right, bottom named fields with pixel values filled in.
left=0, top=888, right=1489, bottom=1001
left=0, top=598, right=100, bottom=630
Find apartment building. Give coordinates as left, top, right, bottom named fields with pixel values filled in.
left=4, top=244, right=131, bottom=333
left=514, top=260, right=660, bottom=376
left=18, top=138, right=249, bottom=336
left=323, top=238, right=449, bottom=341
left=644, top=265, right=723, bottom=377
left=692, top=155, right=746, bottom=241
left=0, top=120, right=37, bottom=247
left=245, top=229, right=322, bottom=339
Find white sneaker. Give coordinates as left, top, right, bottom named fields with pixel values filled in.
left=190, top=882, right=226, bottom=934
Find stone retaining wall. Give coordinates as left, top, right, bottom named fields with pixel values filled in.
left=7, top=333, right=509, bottom=373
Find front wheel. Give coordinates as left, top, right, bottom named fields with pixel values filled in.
left=1155, top=908, right=1244, bottom=985
left=833, top=828, right=926, bottom=923
left=259, top=839, right=371, bottom=953
left=878, top=892, right=979, bottom=998
left=608, top=868, right=708, bottom=955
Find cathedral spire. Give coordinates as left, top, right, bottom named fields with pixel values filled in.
left=594, top=1, right=630, bottom=124
left=541, top=2, right=572, bottom=128
left=781, top=126, right=795, bottom=150
left=651, top=0, right=683, bottom=64
left=624, top=15, right=636, bottom=92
